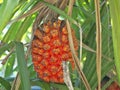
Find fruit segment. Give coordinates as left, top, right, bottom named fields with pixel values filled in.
left=32, top=20, right=78, bottom=83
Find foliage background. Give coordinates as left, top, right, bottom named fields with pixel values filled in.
left=0, top=0, right=119, bottom=90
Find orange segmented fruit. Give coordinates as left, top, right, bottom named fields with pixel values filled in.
left=31, top=20, right=78, bottom=83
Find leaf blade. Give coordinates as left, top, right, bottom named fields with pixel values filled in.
left=15, top=42, right=31, bottom=90
left=0, top=77, right=11, bottom=90
left=0, top=0, right=19, bottom=31
left=109, top=0, right=120, bottom=84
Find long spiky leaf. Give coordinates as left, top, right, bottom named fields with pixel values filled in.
left=15, top=42, right=30, bottom=90
left=109, top=0, right=120, bottom=85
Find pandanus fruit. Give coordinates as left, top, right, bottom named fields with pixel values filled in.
left=31, top=20, right=78, bottom=83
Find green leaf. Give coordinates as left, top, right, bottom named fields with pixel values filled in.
left=82, top=18, right=114, bottom=89
left=0, top=77, right=11, bottom=90
left=31, top=81, right=51, bottom=90
left=5, top=54, right=15, bottom=77
left=109, top=0, right=120, bottom=84
left=2, top=21, right=22, bottom=43
left=50, top=83, right=68, bottom=90
left=15, top=15, right=34, bottom=41
left=0, top=0, right=20, bottom=31
left=18, top=0, right=37, bottom=16
left=0, top=41, right=14, bottom=56
left=15, top=42, right=31, bottom=90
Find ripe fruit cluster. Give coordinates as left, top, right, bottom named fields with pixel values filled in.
left=32, top=20, right=78, bottom=83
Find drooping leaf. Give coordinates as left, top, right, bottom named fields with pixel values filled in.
left=15, top=42, right=31, bottom=90
left=0, top=0, right=20, bottom=31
